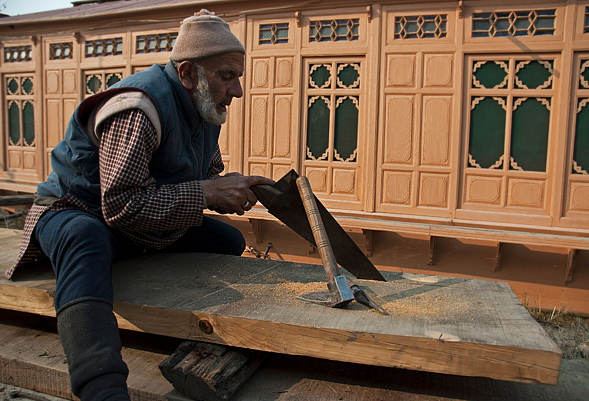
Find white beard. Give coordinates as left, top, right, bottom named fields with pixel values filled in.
left=191, top=67, right=227, bottom=125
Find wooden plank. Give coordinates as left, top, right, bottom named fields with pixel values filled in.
left=237, top=210, right=589, bottom=250
left=0, top=317, right=172, bottom=400
left=0, top=195, right=34, bottom=206
left=0, top=229, right=562, bottom=385
left=1, top=312, right=585, bottom=401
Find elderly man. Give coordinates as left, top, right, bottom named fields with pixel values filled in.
left=4, top=10, right=273, bottom=400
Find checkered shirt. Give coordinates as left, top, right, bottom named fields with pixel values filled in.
left=5, top=108, right=224, bottom=279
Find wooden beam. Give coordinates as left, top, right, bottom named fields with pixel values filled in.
left=428, top=235, right=437, bottom=266
left=362, top=229, right=373, bottom=257
left=248, top=218, right=262, bottom=244
left=0, top=195, right=34, bottom=207
left=565, top=249, right=579, bottom=284
left=232, top=210, right=589, bottom=250
left=0, top=228, right=562, bottom=385
left=159, top=341, right=265, bottom=400
left=492, top=242, right=503, bottom=273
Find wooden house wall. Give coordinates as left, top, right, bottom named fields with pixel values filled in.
left=0, top=0, right=588, bottom=235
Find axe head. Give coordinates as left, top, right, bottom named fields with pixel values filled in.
left=297, top=275, right=355, bottom=308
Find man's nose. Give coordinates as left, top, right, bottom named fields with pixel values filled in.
left=229, top=79, right=243, bottom=98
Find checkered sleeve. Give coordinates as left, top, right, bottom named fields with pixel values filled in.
left=206, top=144, right=225, bottom=179
left=99, top=109, right=206, bottom=233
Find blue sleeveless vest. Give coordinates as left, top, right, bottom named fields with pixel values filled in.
left=37, top=62, right=220, bottom=213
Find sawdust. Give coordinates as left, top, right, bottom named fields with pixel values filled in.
left=274, top=281, right=327, bottom=296
left=232, top=281, right=327, bottom=300
left=381, top=290, right=474, bottom=318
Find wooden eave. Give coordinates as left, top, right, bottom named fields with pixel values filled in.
left=0, top=0, right=456, bottom=36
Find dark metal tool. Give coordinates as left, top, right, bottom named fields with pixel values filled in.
left=349, top=283, right=389, bottom=315
left=251, top=169, right=386, bottom=281
left=295, top=176, right=354, bottom=308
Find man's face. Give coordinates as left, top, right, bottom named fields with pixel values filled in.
left=184, top=52, right=244, bottom=125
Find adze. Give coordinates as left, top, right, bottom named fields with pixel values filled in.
left=251, top=169, right=386, bottom=281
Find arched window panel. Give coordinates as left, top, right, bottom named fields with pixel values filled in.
left=468, top=97, right=506, bottom=169
left=573, top=98, right=589, bottom=175
left=23, top=101, right=35, bottom=147
left=306, top=96, right=330, bottom=161
left=510, top=98, right=550, bottom=172
left=8, top=101, right=21, bottom=146
left=334, top=96, right=358, bottom=162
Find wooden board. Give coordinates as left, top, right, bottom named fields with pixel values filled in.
left=1, top=311, right=586, bottom=401
left=0, top=229, right=562, bottom=385
left=0, top=313, right=172, bottom=400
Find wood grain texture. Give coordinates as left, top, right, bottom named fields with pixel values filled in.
left=0, top=319, right=172, bottom=400
left=0, top=229, right=562, bottom=385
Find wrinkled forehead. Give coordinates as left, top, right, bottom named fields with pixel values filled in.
left=200, top=51, right=244, bottom=75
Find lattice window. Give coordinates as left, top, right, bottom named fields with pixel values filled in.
left=309, top=19, right=359, bottom=42
left=468, top=58, right=554, bottom=172
left=472, top=10, right=556, bottom=37
left=585, top=7, right=589, bottom=34
left=5, top=75, right=35, bottom=147
left=259, top=23, right=289, bottom=45
left=85, top=71, right=123, bottom=96
left=305, top=61, right=361, bottom=163
left=50, top=43, right=73, bottom=60
left=85, top=38, right=123, bottom=57
left=4, top=45, right=33, bottom=63
left=394, top=15, right=447, bottom=39
left=573, top=58, right=589, bottom=175
left=136, top=33, right=177, bottom=54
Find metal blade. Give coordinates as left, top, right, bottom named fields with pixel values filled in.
left=252, top=170, right=386, bottom=281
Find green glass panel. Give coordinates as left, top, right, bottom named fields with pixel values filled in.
left=337, top=64, right=359, bottom=88
left=517, top=61, right=552, bottom=89
left=573, top=99, right=589, bottom=173
left=511, top=98, right=550, bottom=172
left=307, top=97, right=330, bottom=160
left=22, top=78, right=33, bottom=95
left=87, top=75, right=102, bottom=94
left=310, top=65, right=330, bottom=88
left=8, top=102, right=20, bottom=145
left=7, top=78, right=18, bottom=94
left=469, top=97, right=506, bottom=168
left=579, top=61, right=589, bottom=89
left=23, top=102, right=34, bottom=146
left=106, top=74, right=121, bottom=88
left=334, top=97, right=358, bottom=161
left=473, top=61, right=507, bottom=89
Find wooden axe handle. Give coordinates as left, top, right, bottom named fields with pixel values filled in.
left=296, top=176, right=340, bottom=284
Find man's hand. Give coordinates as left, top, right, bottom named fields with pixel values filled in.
left=200, top=173, right=275, bottom=215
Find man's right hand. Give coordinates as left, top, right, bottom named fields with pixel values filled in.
left=200, top=174, right=275, bottom=215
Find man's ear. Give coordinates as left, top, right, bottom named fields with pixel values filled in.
left=177, top=61, right=197, bottom=90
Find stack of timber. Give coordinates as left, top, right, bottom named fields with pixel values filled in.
left=0, top=228, right=562, bottom=386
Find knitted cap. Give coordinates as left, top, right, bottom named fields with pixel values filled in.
left=170, top=9, right=245, bottom=61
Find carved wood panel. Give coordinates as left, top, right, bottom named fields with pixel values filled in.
left=44, top=68, right=79, bottom=179
left=247, top=55, right=296, bottom=181
left=564, top=52, right=589, bottom=220
left=378, top=51, right=454, bottom=215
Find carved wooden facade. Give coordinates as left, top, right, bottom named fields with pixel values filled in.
left=1, top=0, right=588, bottom=236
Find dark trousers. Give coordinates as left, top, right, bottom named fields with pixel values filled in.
left=34, top=208, right=246, bottom=310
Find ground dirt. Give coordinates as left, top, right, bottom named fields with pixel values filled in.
left=531, top=309, right=589, bottom=360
